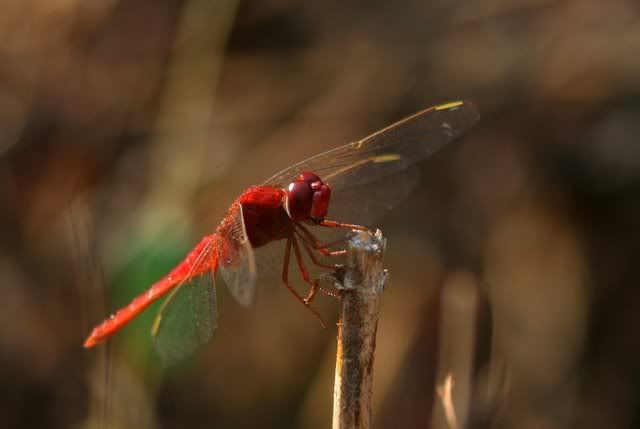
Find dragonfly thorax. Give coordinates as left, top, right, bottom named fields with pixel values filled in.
left=284, top=172, right=331, bottom=222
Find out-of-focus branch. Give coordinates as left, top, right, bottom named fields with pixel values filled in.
left=332, top=229, right=387, bottom=429
left=432, top=271, right=481, bottom=429
left=144, top=0, right=240, bottom=231
left=437, top=373, right=459, bottom=429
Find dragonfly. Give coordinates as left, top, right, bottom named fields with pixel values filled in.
left=84, top=101, right=480, bottom=362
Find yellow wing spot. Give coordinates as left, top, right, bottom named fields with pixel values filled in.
left=324, top=154, right=402, bottom=181
left=435, top=101, right=464, bottom=111
left=372, top=154, right=402, bottom=163
left=151, top=314, right=163, bottom=337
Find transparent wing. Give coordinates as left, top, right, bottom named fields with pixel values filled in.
left=152, top=272, right=218, bottom=365
left=264, top=101, right=479, bottom=195
left=217, top=203, right=258, bottom=306
left=326, top=166, right=421, bottom=225
left=252, top=234, right=293, bottom=281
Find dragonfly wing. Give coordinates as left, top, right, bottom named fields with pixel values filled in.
left=217, top=203, right=258, bottom=307
left=264, top=101, right=479, bottom=192
left=152, top=272, right=218, bottom=365
left=326, top=165, right=420, bottom=226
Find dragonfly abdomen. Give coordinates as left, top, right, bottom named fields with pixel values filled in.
left=83, top=234, right=218, bottom=348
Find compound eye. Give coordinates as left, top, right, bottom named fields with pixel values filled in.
left=298, top=172, right=321, bottom=186
left=285, top=180, right=313, bottom=221
left=310, top=183, right=331, bottom=219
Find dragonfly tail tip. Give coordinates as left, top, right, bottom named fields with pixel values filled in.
left=83, top=332, right=99, bottom=348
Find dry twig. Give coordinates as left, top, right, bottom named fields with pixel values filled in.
left=332, top=229, right=387, bottom=429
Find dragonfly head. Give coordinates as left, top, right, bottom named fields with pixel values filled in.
left=284, top=172, right=331, bottom=222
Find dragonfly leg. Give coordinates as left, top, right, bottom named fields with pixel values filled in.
left=292, top=233, right=342, bottom=301
left=282, top=236, right=327, bottom=328
left=290, top=235, right=322, bottom=305
left=296, top=223, right=350, bottom=249
left=291, top=234, right=342, bottom=306
left=295, top=223, right=347, bottom=257
left=318, top=219, right=370, bottom=232
left=294, top=229, right=343, bottom=268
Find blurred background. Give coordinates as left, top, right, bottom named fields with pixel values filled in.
left=2, top=0, right=640, bottom=428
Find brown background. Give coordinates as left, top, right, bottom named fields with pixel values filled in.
left=2, top=0, right=640, bottom=428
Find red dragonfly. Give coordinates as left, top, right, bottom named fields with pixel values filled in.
left=84, top=101, right=479, bottom=362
